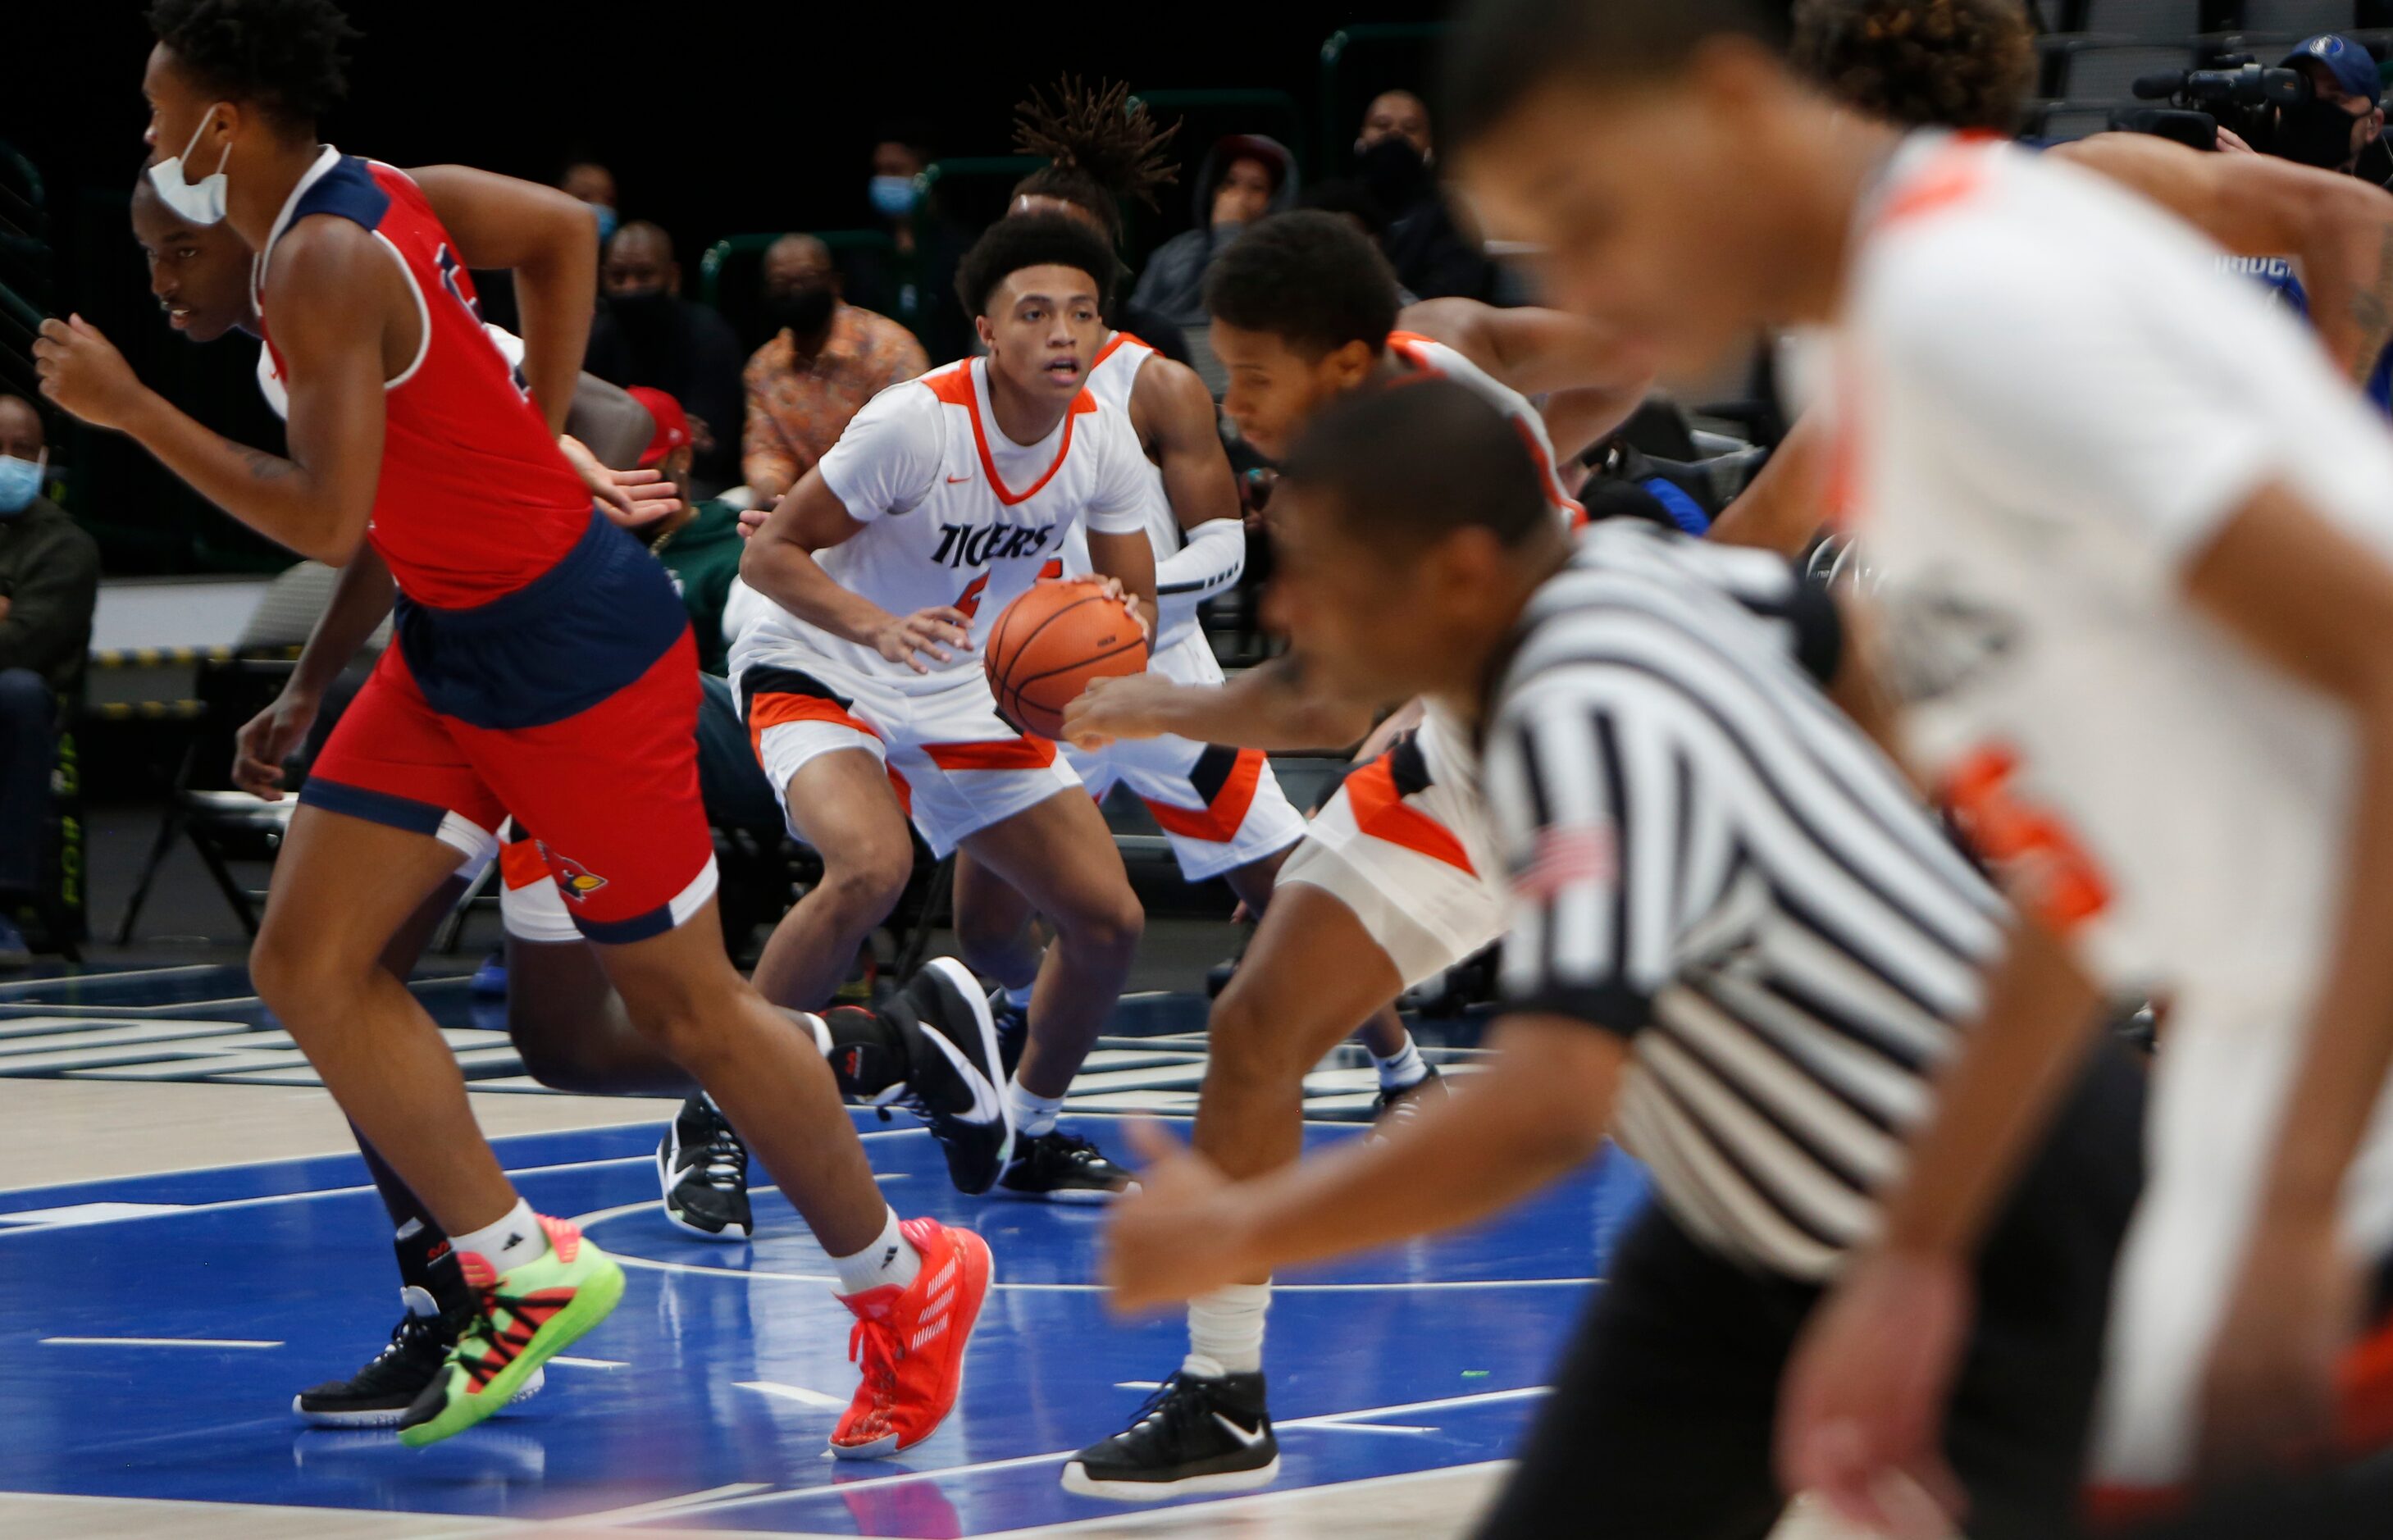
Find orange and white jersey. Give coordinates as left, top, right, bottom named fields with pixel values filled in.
left=1058, top=332, right=1221, bottom=651
left=733, top=355, right=1150, bottom=699
left=1387, top=330, right=1585, bottom=531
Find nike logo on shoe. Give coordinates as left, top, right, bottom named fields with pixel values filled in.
left=1214, top=1413, right=1269, bottom=1448
left=923, top=1034, right=1003, bottom=1124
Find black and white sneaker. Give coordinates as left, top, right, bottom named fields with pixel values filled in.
left=292, top=1289, right=545, bottom=1428
left=1061, top=1369, right=1279, bottom=1500
left=658, top=1093, right=754, bottom=1242
left=987, top=986, right=1030, bottom=1080
left=1367, top=1063, right=1448, bottom=1141
left=997, top=1128, right=1134, bottom=1202
left=880, top=957, right=1014, bottom=1195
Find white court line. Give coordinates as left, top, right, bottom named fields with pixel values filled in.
left=0, top=964, right=226, bottom=997
left=976, top=1460, right=1513, bottom=1538
left=736, top=1380, right=847, bottom=1410
left=1307, top=1421, right=1443, bottom=1435
left=593, top=1389, right=1545, bottom=1525
left=600, top=1247, right=1596, bottom=1294
left=549, top=1355, right=625, bottom=1369
left=43, top=1336, right=282, bottom=1348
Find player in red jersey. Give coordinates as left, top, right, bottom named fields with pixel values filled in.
left=34, top=0, right=1003, bottom=1456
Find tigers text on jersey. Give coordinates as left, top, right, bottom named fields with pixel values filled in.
left=737, top=355, right=1149, bottom=697
left=251, top=150, right=591, bottom=608
left=1487, top=523, right=2002, bottom=1282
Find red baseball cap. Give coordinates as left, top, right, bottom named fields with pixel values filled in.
left=627, top=386, right=691, bottom=468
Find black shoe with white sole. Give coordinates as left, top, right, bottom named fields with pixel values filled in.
left=293, top=1292, right=545, bottom=1428
left=881, top=957, right=1014, bottom=1196
left=1061, top=1369, right=1279, bottom=1500
left=1367, top=1063, right=1448, bottom=1141
left=997, top=1128, right=1133, bottom=1202
left=658, top=1093, right=754, bottom=1241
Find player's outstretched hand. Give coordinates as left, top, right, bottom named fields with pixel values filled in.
left=1060, top=672, right=1181, bottom=749
left=232, top=688, right=323, bottom=800
left=32, top=316, right=151, bottom=432
left=1102, top=1119, right=1260, bottom=1314
left=1775, top=1247, right=1973, bottom=1536
left=874, top=607, right=971, bottom=673
left=558, top=434, right=681, bottom=529
left=2194, top=1216, right=2362, bottom=1479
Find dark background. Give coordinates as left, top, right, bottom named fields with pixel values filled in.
left=4, top=1, right=1456, bottom=572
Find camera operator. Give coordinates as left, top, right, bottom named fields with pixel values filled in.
left=2272, top=35, right=2387, bottom=179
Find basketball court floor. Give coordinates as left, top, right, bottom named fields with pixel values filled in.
left=0, top=956, right=1738, bottom=1539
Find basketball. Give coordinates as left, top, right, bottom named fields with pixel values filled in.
left=983, top=578, right=1150, bottom=739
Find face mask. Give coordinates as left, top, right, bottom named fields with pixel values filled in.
left=2276, top=98, right=2370, bottom=170
left=769, top=285, right=837, bottom=338
left=1356, top=136, right=1430, bottom=208
left=148, top=107, right=232, bottom=227
left=586, top=203, right=618, bottom=245
left=0, top=451, right=46, bottom=516
left=870, top=175, right=920, bottom=219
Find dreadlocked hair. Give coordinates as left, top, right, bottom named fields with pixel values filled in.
left=1011, top=76, right=1179, bottom=245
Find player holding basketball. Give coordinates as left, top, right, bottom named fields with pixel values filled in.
left=1415, top=0, right=2393, bottom=1524
left=1060, top=210, right=1650, bottom=1497
left=36, top=0, right=1004, bottom=1456
left=737, top=214, right=1159, bottom=1201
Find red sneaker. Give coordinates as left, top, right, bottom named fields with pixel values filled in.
left=831, top=1217, right=992, bottom=1458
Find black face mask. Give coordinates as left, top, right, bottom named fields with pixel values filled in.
left=768, top=285, right=836, bottom=339
left=2275, top=98, right=2368, bottom=170
left=1355, top=136, right=1431, bottom=210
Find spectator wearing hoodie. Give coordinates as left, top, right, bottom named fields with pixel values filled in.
left=1352, top=90, right=1498, bottom=303
left=1129, top=134, right=1297, bottom=330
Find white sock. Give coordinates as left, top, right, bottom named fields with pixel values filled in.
left=784, top=1008, right=833, bottom=1058
left=454, top=1198, right=548, bottom=1273
left=1003, top=984, right=1034, bottom=1012
left=1186, top=1283, right=1269, bottom=1377
left=1374, top=1037, right=1429, bottom=1091
left=1004, top=1077, right=1064, bottom=1139
left=830, top=1205, right=923, bottom=1296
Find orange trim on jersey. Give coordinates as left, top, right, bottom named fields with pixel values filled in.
left=922, top=736, right=1060, bottom=771
left=1387, top=332, right=1586, bottom=526
left=1095, top=331, right=1154, bottom=367
left=746, top=692, right=883, bottom=762
left=1342, top=754, right=1475, bottom=873
left=1143, top=747, right=1265, bottom=844
left=499, top=838, right=550, bottom=893
left=923, top=358, right=1094, bottom=507
left=1876, top=141, right=1993, bottom=230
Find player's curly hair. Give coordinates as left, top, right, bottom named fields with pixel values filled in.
left=1792, top=0, right=2038, bottom=133
left=1203, top=211, right=1399, bottom=359
left=955, top=212, right=1119, bottom=318
left=1010, top=77, right=1180, bottom=248
left=148, top=0, right=360, bottom=129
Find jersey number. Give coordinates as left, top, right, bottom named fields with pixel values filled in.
left=1940, top=745, right=2111, bottom=934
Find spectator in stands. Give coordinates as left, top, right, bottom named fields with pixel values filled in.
left=586, top=221, right=745, bottom=494
left=1010, top=77, right=1196, bottom=364
left=1352, top=90, right=1497, bottom=302
left=740, top=234, right=927, bottom=503
left=846, top=130, right=974, bottom=364
left=0, top=394, right=98, bottom=967
left=559, top=158, right=620, bottom=245
left=2277, top=34, right=2390, bottom=175
left=1130, top=134, right=1297, bottom=329
left=626, top=388, right=742, bottom=676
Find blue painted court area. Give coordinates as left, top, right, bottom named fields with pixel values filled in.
left=0, top=964, right=1651, bottom=1535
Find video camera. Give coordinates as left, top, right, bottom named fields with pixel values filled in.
left=2113, top=54, right=2314, bottom=152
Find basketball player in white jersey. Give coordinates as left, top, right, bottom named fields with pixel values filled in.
left=1431, top=0, right=2393, bottom=1526
left=1061, top=209, right=1652, bottom=1497
left=737, top=214, right=1160, bottom=1201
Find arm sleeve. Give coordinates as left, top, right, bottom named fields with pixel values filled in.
left=0, top=522, right=99, bottom=683
left=813, top=382, right=942, bottom=525
left=1081, top=416, right=1153, bottom=535
left=1489, top=664, right=1721, bottom=1037
left=1154, top=517, right=1246, bottom=632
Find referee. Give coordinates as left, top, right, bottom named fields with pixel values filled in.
left=1102, top=379, right=2145, bottom=1538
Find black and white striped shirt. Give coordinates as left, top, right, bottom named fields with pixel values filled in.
left=1488, top=524, right=2006, bottom=1281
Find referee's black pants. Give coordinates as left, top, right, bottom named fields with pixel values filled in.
left=1477, top=1040, right=2148, bottom=1540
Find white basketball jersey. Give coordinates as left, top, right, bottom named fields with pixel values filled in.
left=1059, top=332, right=1197, bottom=645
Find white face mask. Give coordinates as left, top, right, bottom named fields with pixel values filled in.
left=148, top=106, right=231, bottom=227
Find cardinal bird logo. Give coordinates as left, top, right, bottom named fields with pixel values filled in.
left=536, top=841, right=610, bottom=902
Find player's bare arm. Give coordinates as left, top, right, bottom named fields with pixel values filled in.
left=2175, top=481, right=2393, bottom=1473
left=35, top=217, right=395, bottom=564
left=1064, top=654, right=1381, bottom=753
left=1103, top=1014, right=1625, bottom=1311
left=1136, top=356, right=1242, bottom=534
left=235, top=546, right=399, bottom=798
left=407, top=165, right=598, bottom=436
left=2057, top=132, right=2393, bottom=384
left=1398, top=296, right=1652, bottom=454
left=741, top=472, right=968, bottom=673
